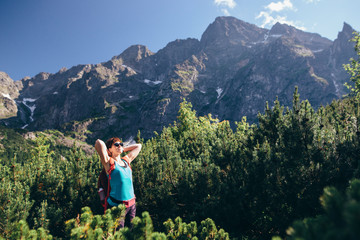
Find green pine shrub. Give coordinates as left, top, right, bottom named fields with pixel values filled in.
left=284, top=179, right=360, bottom=240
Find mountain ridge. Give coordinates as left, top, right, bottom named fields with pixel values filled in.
left=0, top=16, right=357, bottom=142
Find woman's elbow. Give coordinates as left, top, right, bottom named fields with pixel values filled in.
left=95, top=139, right=103, bottom=146
left=94, top=139, right=104, bottom=152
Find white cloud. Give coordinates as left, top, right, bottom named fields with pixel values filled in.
left=265, top=0, right=294, bottom=12
left=214, top=0, right=236, bottom=9
left=221, top=8, right=231, bottom=16
left=256, top=11, right=306, bottom=31
left=256, top=0, right=306, bottom=31
left=256, top=11, right=275, bottom=28
left=304, top=0, right=320, bottom=3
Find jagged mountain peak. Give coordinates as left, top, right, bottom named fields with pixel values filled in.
left=269, top=22, right=332, bottom=50
left=0, top=71, right=12, bottom=80
left=336, top=22, right=356, bottom=40
left=269, top=22, right=297, bottom=36
left=115, top=44, right=154, bottom=63
left=33, top=72, right=52, bottom=81
left=342, top=22, right=355, bottom=33
left=0, top=72, right=16, bottom=94
left=19, top=72, right=53, bottom=91
left=329, top=22, right=357, bottom=69
left=211, top=16, right=251, bottom=28
left=107, top=44, right=154, bottom=73
left=58, top=67, right=68, bottom=74
left=0, top=72, right=22, bottom=94
left=200, top=16, right=267, bottom=47
left=333, top=22, right=356, bottom=50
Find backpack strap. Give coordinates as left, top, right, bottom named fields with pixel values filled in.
left=104, top=158, right=115, bottom=214
left=121, top=155, right=132, bottom=171
left=107, top=157, right=116, bottom=174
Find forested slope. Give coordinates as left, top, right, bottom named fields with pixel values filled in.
left=1, top=32, right=360, bottom=239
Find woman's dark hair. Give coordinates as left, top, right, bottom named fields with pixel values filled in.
left=105, top=137, right=122, bottom=149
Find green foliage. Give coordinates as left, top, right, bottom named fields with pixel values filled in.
left=63, top=207, right=228, bottom=240
left=0, top=163, right=33, bottom=237
left=0, top=126, right=32, bottom=162
left=132, top=93, right=360, bottom=239
left=164, top=216, right=229, bottom=240
left=10, top=220, right=53, bottom=240
left=285, top=179, right=360, bottom=240
left=133, top=100, right=228, bottom=229
left=13, top=205, right=227, bottom=240
left=344, top=31, right=360, bottom=98
left=0, top=131, right=101, bottom=238
left=65, top=205, right=127, bottom=239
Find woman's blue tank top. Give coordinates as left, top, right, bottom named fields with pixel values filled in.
left=107, top=159, right=135, bottom=206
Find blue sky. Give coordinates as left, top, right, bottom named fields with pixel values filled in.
left=1, top=0, right=359, bottom=81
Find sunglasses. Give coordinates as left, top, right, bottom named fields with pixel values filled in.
left=114, top=142, right=123, bottom=147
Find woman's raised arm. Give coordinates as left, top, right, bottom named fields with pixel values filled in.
left=95, top=139, right=110, bottom=170
left=122, top=144, right=142, bottom=164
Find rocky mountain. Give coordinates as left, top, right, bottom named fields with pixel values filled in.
left=0, top=16, right=357, bottom=142
left=0, top=72, right=22, bottom=119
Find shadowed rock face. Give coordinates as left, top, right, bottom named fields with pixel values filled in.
left=0, top=17, right=357, bottom=142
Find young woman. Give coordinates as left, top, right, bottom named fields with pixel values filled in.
left=95, top=137, right=142, bottom=228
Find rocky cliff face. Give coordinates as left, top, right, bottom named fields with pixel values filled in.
left=0, top=16, right=357, bottom=142
left=0, top=72, right=22, bottom=119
